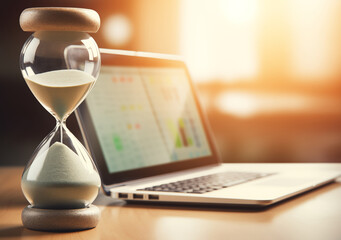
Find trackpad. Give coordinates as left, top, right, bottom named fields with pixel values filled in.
left=255, top=177, right=316, bottom=187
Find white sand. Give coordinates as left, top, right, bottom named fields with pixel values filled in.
left=25, top=142, right=99, bottom=183
left=25, top=70, right=95, bottom=120
left=22, top=142, right=101, bottom=208
left=28, top=69, right=95, bottom=87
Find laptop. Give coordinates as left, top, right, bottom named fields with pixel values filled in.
left=75, top=48, right=340, bottom=206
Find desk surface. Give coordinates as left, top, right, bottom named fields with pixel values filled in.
left=0, top=164, right=340, bottom=240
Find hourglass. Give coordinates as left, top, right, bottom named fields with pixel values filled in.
left=19, top=8, right=101, bottom=231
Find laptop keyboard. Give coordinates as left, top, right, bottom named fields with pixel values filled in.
left=139, top=171, right=274, bottom=194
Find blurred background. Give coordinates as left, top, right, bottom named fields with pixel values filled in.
left=1, top=0, right=340, bottom=166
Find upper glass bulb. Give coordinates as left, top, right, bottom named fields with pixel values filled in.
left=20, top=31, right=100, bottom=122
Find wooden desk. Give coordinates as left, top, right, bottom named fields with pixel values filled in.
left=0, top=164, right=340, bottom=240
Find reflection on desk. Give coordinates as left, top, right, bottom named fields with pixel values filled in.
left=0, top=164, right=340, bottom=240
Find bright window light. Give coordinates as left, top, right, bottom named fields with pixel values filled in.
left=180, top=0, right=259, bottom=83
left=290, top=0, right=335, bottom=80
left=103, top=14, right=132, bottom=47
left=216, top=91, right=314, bottom=118
left=220, top=0, right=258, bottom=24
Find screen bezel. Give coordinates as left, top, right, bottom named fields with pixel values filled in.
left=76, top=49, right=221, bottom=192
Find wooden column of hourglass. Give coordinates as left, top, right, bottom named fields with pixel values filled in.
left=19, top=7, right=101, bottom=231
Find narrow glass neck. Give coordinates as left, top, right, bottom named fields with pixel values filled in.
left=55, top=113, right=69, bottom=123
left=56, top=120, right=67, bottom=144
left=56, top=119, right=67, bottom=126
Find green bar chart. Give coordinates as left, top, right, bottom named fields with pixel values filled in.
left=167, top=118, right=197, bottom=148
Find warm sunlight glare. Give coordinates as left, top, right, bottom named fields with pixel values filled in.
left=181, top=0, right=340, bottom=84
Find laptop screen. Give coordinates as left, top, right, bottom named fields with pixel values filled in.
left=85, top=65, right=212, bottom=174
left=76, top=50, right=220, bottom=187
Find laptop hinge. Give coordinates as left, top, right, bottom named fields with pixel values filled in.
left=105, top=183, right=127, bottom=189
left=102, top=183, right=127, bottom=195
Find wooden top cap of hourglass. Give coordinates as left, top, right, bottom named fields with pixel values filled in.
left=20, top=7, right=100, bottom=33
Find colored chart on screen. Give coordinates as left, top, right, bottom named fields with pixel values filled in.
left=86, top=66, right=211, bottom=173
left=141, top=68, right=211, bottom=162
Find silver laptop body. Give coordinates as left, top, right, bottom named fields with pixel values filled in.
left=76, top=49, right=340, bottom=206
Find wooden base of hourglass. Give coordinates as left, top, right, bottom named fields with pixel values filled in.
left=22, top=205, right=100, bottom=231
